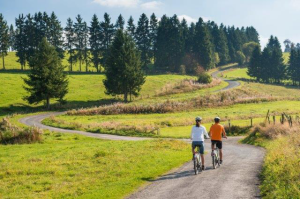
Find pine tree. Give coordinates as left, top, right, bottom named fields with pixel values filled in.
left=24, top=14, right=36, bottom=64
left=100, top=13, right=115, bottom=65
left=288, top=48, right=297, bottom=85
left=83, top=21, right=90, bottom=72
left=260, top=48, right=272, bottom=83
left=48, top=12, right=64, bottom=58
left=212, top=23, right=229, bottom=65
left=126, top=16, right=136, bottom=38
left=246, top=27, right=259, bottom=43
left=74, top=14, right=85, bottom=71
left=180, top=18, right=189, bottom=54
left=103, top=30, right=145, bottom=101
left=135, top=13, right=151, bottom=69
left=9, top=24, right=15, bottom=51
left=89, top=14, right=102, bottom=72
left=64, top=18, right=76, bottom=71
left=270, top=48, right=285, bottom=83
left=115, top=14, right=125, bottom=30
left=149, top=13, right=158, bottom=61
left=193, top=18, right=214, bottom=70
left=186, top=22, right=196, bottom=53
left=0, top=14, right=9, bottom=70
left=23, top=38, right=68, bottom=109
left=15, top=14, right=27, bottom=70
left=248, top=45, right=261, bottom=81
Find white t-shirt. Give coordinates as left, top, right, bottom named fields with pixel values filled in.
left=191, top=125, right=209, bottom=142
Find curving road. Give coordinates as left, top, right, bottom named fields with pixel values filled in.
left=19, top=112, right=147, bottom=141
left=128, top=137, right=265, bottom=199
left=211, top=69, right=241, bottom=91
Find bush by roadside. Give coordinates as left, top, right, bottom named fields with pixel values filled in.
left=0, top=118, right=43, bottom=144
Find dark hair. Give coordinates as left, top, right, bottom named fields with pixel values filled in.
left=214, top=117, right=220, bottom=123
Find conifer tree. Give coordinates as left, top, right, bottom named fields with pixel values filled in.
left=115, top=14, right=125, bottom=30
left=288, top=48, right=298, bottom=85
left=23, top=38, right=68, bottom=109
left=212, top=24, right=229, bottom=65
left=135, top=13, right=151, bottom=69
left=0, top=14, right=9, bottom=70
left=15, top=14, right=27, bottom=70
left=248, top=45, right=261, bottom=81
left=83, top=21, right=90, bottom=72
left=180, top=18, right=189, bottom=53
left=104, top=30, right=145, bottom=101
left=48, top=12, right=64, bottom=58
left=89, top=14, right=102, bottom=72
left=260, top=48, right=271, bottom=83
left=149, top=13, right=158, bottom=61
left=9, top=24, right=15, bottom=51
left=64, top=18, right=76, bottom=71
left=100, top=13, right=115, bottom=65
left=126, top=16, right=136, bottom=38
left=193, top=18, right=214, bottom=70
left=74, top=14, right=85, bottom=71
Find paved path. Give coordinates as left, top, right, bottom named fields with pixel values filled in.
left=19, top=112, right=147, bottom=141
left=211, top=69, right=241, bottom=91
left=128, top=137, right=265, bottom=199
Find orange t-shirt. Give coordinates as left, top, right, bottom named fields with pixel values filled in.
left=210, top=123, right=224, bottom=141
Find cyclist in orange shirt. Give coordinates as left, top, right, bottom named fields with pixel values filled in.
left=210, top=117, right=227, bottom=164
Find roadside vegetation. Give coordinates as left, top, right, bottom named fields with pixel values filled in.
left=0, top=131, right=190, bottom=198
left=242, top=123, right=300, bottom=198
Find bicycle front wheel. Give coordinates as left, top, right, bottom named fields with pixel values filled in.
left=212, top=155, right=216, bottom=169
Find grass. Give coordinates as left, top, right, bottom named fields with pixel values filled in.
left=241, top=123, right=300, bottom=198
left=0, top=71, right=194, bottom=116
left=42, top=100, right=300, bottom=138
left=0, top=131, right=190, bottom=198
left=0, top=52, right=98, bottom=72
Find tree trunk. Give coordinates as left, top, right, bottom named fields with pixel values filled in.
left=80, top=60, right=82, bottom=72
left=124, top=92, right=128, bottom=102
left=46, top=97, right=50, bottom=109
left=86, top=61, right=88, bottom=72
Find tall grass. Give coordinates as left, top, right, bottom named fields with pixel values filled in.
left=68, top=88, right=279, bottom=116
left=155, top=78, right=221, bottom=97
left=0, top=118, right=43, bottom=144
left=243, top=122, right=300, bottom=198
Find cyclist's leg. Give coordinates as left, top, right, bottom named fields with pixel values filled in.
left=211, top=140, right=216, bottom=156
left=199, top=142, right=205, bottom=166
left=191, top=142, right=196, bottom=159
left=217, top=141, right=223, bottom=161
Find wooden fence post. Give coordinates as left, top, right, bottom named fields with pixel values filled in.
left=273, top=115, right=275, bottom=124
left=250, top=118, right=253, bottom=127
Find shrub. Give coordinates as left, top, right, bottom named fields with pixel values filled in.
left=0, top=118, right=43, bottom=144
left=236, top=51, right=246, bottom=66
left=198, top=73, right=212, bottom=84
left=179, top=65, right=186, bottom=75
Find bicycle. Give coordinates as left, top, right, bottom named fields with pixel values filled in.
left=193, top=146, right=203, bottom=175
left=212, top=146, right=220, bottom=169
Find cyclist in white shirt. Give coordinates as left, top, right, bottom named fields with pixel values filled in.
left=191, top=116, right=209, bottom=170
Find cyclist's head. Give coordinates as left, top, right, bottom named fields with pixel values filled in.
left=195, top=116, right=202, bottom=123
left=214, top=117, right=220, bottom=123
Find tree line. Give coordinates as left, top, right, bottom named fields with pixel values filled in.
left=248, top=36, right=300, bottom=85
left=0, top=12, right=260, bottom=73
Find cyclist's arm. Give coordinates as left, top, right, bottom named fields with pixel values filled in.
left=190, top=128, right=193, bottom=140
left=222, top=126, right=227, bottom=139
left=204, top=127, right=209, bottom=139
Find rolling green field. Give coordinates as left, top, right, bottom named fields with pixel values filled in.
left=0, top=131, right=190, bottom=198
left=43, top=100, right=300, bottom=138
left=0, top=71, right=197, bottom=116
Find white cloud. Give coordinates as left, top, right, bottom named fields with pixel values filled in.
left=93, top=0, right=140, bottom=8
left=140, top=1, right=162, bottom=10
left=178, top=15, right=210, bottom=24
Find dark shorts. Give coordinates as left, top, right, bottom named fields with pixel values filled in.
left=211, top=140, right=222, bottom=149
left=192, top=141, right=204, bottom=154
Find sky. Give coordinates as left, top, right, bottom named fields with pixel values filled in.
left=1, top=0, right=299, bottom=49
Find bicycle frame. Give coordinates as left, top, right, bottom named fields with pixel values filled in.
left=212, top=144, right=220, bottom=169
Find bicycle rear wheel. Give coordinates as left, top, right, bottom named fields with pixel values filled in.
left=194, top=157, right=198, bottom=175
left=212, top=155, right=216, bottom=169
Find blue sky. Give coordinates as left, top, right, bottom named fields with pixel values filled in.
left=1, top=0, right=299, bottom=48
